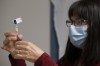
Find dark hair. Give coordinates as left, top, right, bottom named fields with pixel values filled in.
left=63, top=1, right=100, bottom=66
left=80, top=0, right=100, bottom=3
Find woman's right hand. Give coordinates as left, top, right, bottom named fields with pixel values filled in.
left=1, top=32, right=23, bottom=54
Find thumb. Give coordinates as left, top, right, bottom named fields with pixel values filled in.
left=17, top=34, right=23, bottom=41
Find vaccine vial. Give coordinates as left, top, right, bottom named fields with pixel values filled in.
left=13, top=17, right=22, bottom=33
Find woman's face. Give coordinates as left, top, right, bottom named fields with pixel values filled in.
left=69, top=16, right=88, bottom=49
left=70, top=16, right=88, bottom=26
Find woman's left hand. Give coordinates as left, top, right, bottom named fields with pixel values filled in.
left=12, top=41, right=44, bottom=63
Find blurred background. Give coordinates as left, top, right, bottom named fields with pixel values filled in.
left=0, top=0, right=77, bottom=66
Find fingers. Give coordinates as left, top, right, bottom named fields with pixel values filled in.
left=15, top=44, right=28, bottom=50
left=10, top=41, right=44, bottom=62
left=2, top=39, right=10, bottom=50
left=12, top=41, right=31, bottom=59
left=7, top=36, right=17, bottom=41
left=4, top=32, right=17, bottom=37
left=4, top=32, right=23, bottom=41
left=3, top=38, right=15, bottom=47
left=15, top=41, right=29, bottom=46
left=2, top=32, right=23, bottom=55
left=14, top=41, right=31, bottom=51
left=13, top=54, right=25, bottom=59
left=2, top=40, right=15, bottom=52
left=5, top=35, right=21, bottom=41
left=12, top=50, right=29, bottom=59
left=13, top=50, right=28, bottom=55
left=14, top=54, right=28, bottom=59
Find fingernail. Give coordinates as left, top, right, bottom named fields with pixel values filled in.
left=17, top=35, right=23, bottom=41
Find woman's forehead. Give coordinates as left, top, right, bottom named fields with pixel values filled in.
left=71, top=16, right=80, bottom=21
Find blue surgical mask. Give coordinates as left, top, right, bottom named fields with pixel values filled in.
left=69, top=25, right=88, bottom=49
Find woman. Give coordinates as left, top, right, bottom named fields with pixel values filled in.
left=1, top=0, right=100, bottom=66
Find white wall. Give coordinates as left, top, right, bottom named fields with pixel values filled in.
left=0, top=0, right=50, bottom=66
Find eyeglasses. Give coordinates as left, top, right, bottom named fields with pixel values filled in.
left=66, top=19, right=88, bottom=27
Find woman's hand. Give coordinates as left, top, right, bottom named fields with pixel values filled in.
left=1, top=32, right=44, bottom=63
left=1, top=32, right=22, bottom=53
left=13, top=41, right=44, bottom=63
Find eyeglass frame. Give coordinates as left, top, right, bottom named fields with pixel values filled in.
left=66, top=19, right=88, bottom=27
